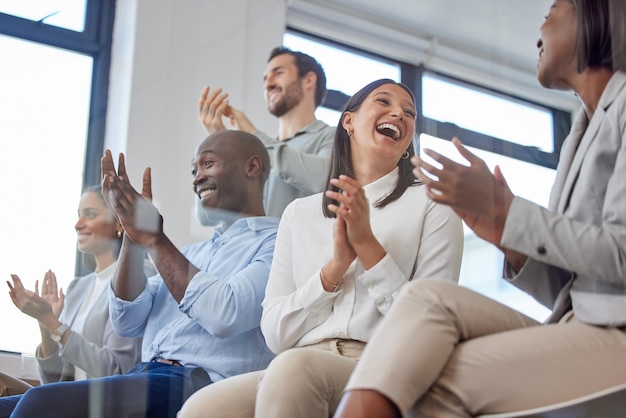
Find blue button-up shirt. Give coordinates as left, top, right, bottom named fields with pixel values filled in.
left=108, top=216, right=279, bottom=382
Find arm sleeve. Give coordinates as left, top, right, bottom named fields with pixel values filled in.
left=359, top=200, right=464, bottom=314
left=108, top=274, right=160, bottom=338
left=260, top=206, right=339, bottom=352
left=259, top=126, right=335, bottom=194
left=57, top=323, right=140, bottom=378
left=179, top=233, right=276, bottom=339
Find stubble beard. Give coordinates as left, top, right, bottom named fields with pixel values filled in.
left=268, top=79, right=304, bottom=117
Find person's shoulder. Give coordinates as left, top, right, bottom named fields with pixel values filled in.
left=244, top=215, right=280, bottom=232
left=281, top=192, right=324, bottom=220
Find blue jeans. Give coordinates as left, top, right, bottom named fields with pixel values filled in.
left=7, top=362, right=211, bottom=418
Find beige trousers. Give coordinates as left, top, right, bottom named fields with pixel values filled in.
left=178, top=339, right=364, bottom=418
left=0, top=372, right=33, bottom=397
left=344, top=279, right=626, bottom=418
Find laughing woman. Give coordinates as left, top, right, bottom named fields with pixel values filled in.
left=178, top=78, right=463, bottom=418
left=0, top=185, right=154, bottom=416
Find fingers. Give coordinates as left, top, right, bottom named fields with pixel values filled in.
left=142, top=167, right=153, bottom=201
left=493, top=165, right=509, bottom=188
left=41, top=270, right=58, bottom=296
left=117, top=152, right=127, bottom=179
left=412, top=155, right=443, bottom=182
left=101, top=149, right=116, bottom=180
left=198, top=85, right=209, bottom=107
left=199, top=87, right=228, bottom=116
left=451, top=137, right=480, bottom=165
left=9, top=274, right=24, bottom=290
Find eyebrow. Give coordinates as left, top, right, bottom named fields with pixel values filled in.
left=373, top=91, right=416, bottom=109
left=263, top=65, right=285, bottom=82
left=191, top=150, right=218, bottom=164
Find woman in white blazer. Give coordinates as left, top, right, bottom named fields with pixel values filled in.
left=335, top=0, right=626, bottom=417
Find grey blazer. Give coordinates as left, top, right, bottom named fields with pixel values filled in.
left=502, top=71, right=626, bottom=326
left=36, top=261, right=154, bottom=382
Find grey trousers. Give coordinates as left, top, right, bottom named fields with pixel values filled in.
left=344, top=279, right=626, bottom=418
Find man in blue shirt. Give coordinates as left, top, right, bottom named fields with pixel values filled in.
left=9, top=131, right=279, bottom=418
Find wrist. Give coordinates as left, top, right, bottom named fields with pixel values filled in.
left=320, top=265, right=343, bottom=293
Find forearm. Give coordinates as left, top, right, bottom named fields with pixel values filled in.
left=112, top=235, right=148, bottom=301
left=353, top=238, right=386, bottom=271
left=38, top=324, right=58, bottom=358
left=147, top=235, right=200, bottom=303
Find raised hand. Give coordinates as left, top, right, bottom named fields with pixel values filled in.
left=40, top=270, right=64, bottom=319
left=101, top=149, right=163, bottom=249
left=7, top=274, right=55, bottom=323
left=198, top=86, right=231, bottom=134
left=412, top=137, right=514, bottom=246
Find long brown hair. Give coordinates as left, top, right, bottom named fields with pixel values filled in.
left=322, top=79, right=420, bottom=218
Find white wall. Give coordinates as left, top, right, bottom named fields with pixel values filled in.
left=105, top=0, right=286, bottom=248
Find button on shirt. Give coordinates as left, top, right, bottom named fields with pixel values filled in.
left=261, top=168, right=464, bottom=354
left=108, top=216, right=279, bottom=382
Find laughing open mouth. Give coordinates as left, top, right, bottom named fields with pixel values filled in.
left=376, top=123, right=400, bottom=140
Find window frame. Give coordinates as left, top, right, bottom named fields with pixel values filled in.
left=0, top=0, right=116, bottom=277
left=0, top=0, right=116, bottom=186
left=287, top=28, right=571, bottom=170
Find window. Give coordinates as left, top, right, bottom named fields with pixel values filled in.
left=284, top=31, right=400, bottom=126
left=283, top=30, right=570, bottom=321
left=0, top=0, right=87, bottom=31
left=0, top=0, right=114, bottom=354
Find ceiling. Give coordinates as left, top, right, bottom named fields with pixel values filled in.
left=288, top=0, right=578, bottom=110
left=326, top=0, right=553, bottom=74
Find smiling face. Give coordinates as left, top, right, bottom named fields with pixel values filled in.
left=75, top=191, right=120, bottom=256
left=191, top=134, right=249, bottom=216
left=342, top=83, right=416, bottom=163
left=263, top=53, right=305, bottom=117
left=537, top=0, right=578, bottom=90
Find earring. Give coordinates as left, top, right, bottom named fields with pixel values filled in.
left=117, top=230, right=123, bottom=238
left=347, top=129, right=353, bottom=137
left=401, top=150, right=409, bottom=160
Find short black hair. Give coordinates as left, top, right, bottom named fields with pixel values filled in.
left=571, top=0, right=614, bottom=71
left=268, top=47, right=327, bottom=107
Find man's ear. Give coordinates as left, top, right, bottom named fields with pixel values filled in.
left=245, top=155, right=263, bottom=178
left=302, top=71, right=317, bottom=93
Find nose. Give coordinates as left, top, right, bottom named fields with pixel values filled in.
left=537, top=38, right=543, bottom=49
left=390, top=104, right=404, bottom=120
left=75, top=217, right=84, bottom=231
left=264, top=74, right=275, bottom=91
left=193, top=169, right=204, bottom=188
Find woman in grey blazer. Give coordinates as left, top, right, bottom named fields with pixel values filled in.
left=335, top=1, right=626, bottom=417
left=5, top=185, right=150, bottom=387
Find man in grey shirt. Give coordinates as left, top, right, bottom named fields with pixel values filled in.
left=198, top=47, right=335, bottom=218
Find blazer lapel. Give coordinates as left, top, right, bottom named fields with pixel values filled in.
left=549, top=110, right=586, bottom=211
left=62, top=275, right=92, bottom=326
left=556, top=109, right=605, bottom=213
left=554, top=72, right=626, bottom=213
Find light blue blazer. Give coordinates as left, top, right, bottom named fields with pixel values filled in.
left=502, top=71, right=626, bottom=326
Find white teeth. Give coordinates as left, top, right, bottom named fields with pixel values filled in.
left=200, top=189, right=215, bottom=199
left=377, top=123, right=400, bottom=139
